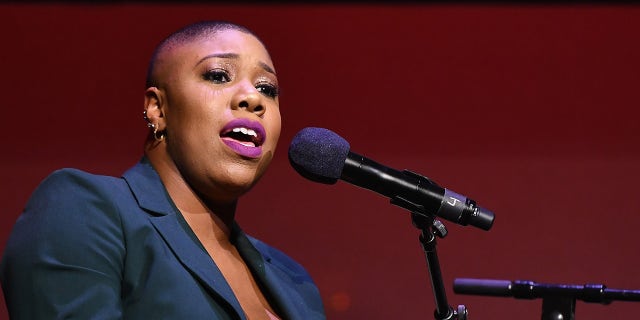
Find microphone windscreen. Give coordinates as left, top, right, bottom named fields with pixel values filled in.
left=288, top=127, right=350, bottom=184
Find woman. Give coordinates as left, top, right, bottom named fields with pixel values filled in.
left=1, top=21, right=325, bottom=319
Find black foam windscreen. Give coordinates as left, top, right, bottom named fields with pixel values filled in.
left=288, top=127, right=350, bottom=184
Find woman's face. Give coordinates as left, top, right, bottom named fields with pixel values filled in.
left=155, top=29, right=281, bottom=203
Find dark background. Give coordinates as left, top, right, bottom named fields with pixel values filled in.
left=1, top=3, right=639, bottom=319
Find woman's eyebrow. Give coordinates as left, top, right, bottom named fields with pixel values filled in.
left=196, top=53, right=276, bottom=75
left=259, top=61, right=276, bottom=75
left=196, top=53, right=239, bottom=66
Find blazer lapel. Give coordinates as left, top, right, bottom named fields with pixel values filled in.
left=150, top=215, right=246, bottom=318
left=122, top=158, right=245, bottom=319
left=233, top=227, right=312, bottom=320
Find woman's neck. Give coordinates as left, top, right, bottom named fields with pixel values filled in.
left=145, top=144, right=237, bottom=241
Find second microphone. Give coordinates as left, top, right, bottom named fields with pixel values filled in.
left=288, top=127, right=495, bottom=231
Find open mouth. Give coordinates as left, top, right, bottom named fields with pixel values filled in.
left=221, top=127, right=263, bottom=147
left=220, top=118, right=266, bottom=158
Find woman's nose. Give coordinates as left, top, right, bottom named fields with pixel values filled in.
left=232, top=83, right=265, bottom=117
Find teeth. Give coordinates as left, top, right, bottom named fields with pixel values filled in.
left=232, top=127, right=257, bottom=137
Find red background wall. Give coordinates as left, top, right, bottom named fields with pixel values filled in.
left=1, top=4, right=639, bottom=319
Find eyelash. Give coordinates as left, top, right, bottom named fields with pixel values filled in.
left=256, top=82, right=280, bottom=99
left=203, top=69, right=279, bottom=99
left=203, top=69, right=230, bottom=84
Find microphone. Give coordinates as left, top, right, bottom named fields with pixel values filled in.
left=288, top=127, right=495, bottom=231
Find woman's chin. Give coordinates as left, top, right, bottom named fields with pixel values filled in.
left=212, top=174, right=261, bottom=200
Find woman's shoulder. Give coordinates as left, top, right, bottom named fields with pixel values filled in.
left=31, top=168, right=126, bottom=201
left=22, top=167, right=131, bottom=223
left=42, top=167, right=123, bottom=188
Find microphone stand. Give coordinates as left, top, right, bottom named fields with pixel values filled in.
left=391, top=196, right=468, bottom=320
left=453, top=278, right=640, bottom=319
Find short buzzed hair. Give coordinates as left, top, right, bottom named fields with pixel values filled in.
left=145, top=21, right=256, bottom=88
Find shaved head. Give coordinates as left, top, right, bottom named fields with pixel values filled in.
left=145, top=21, right=258, bottom=88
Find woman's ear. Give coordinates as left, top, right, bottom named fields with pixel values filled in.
left=144, top=87, right=166, bottom=131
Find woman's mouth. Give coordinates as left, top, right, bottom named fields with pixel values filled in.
left=220, top=119, right=266, bottom=158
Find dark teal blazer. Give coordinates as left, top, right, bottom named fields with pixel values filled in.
left=1, top=158, right=325, bottom=319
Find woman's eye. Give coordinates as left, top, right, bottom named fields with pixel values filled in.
left=256, top=83, right=279, bottom=98
left=203, top=70, right=231, bottom=84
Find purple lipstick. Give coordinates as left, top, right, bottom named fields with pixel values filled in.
left=220, top=118, right=266, bottom=158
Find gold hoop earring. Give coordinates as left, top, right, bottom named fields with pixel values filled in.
left=144, top=111, right=165, bottom=142
left=153, top=124, right=165, bottom=142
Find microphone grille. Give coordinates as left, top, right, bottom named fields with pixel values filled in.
left=288, top=127, right=350, bottom=184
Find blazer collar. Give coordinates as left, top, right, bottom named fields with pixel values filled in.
left=121, top=157, right=175, bottom=216
left=121, top=157, right=313, bottom=319
left=121, top=158, right=246, bottom=318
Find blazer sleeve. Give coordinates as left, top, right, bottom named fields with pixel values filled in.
left=1, top=169, right=126, bottom=319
